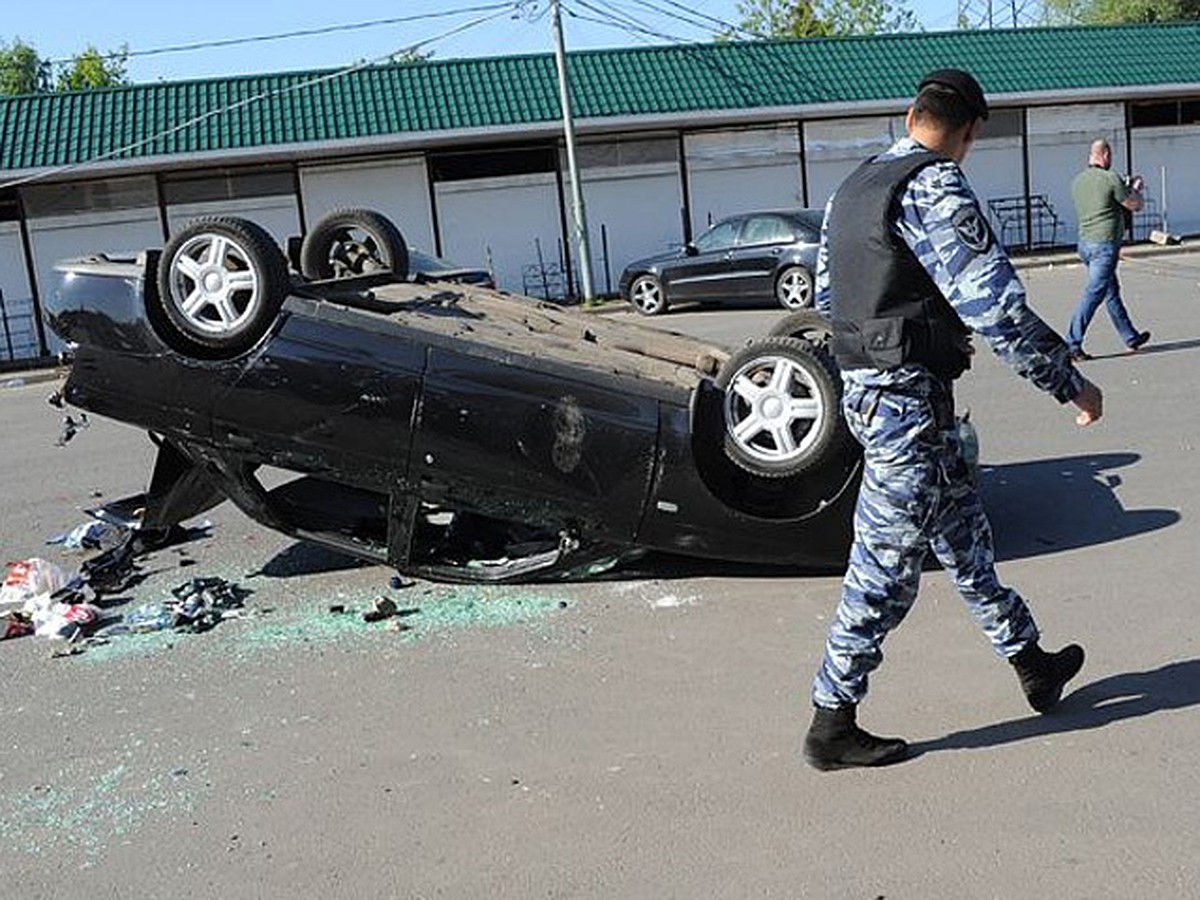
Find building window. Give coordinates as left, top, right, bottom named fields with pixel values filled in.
left=980, top=108, right=1022, bottom=139
left=575, top=137, right=678, bottom=168
left=0, top=190, right=19, bottom=222
left=1131, top=98, right=1200, bottom=127
left=162, top=167, right=295, bottom=204
left=429, top=146, right=557, bottom=182
left=22, top=176, right=158, bottom=217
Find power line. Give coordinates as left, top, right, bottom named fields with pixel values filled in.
left=567, top=0, right=701, bottom=44
left=588, top=0, right=694, bottom=38
left=34, top=3, right=522, bottom=66
left=0, top=3, right=525, bottom=191
left=622, top=0, right=765, bottom=40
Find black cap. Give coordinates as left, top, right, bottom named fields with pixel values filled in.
left=918, top=68, right=989, bottom=121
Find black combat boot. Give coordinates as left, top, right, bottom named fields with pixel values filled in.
left=1010, top=641, right=1085, bottom=713
left=802, top=705, right=909, bottom=771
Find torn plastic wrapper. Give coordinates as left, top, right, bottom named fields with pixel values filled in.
left=33, top=602, right=103, bottom=640
left=1, top=558, right=69, bottom=608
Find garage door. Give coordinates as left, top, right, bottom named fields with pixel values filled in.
left=575, top=138, right=684, bottom=296
left=1028, top=103, right=1127, bottom=245
left=299, top=157, right=436, bottom=253
left=163, top=168, right=300, bottom=245
left=685, top=127, right=804, bottom=234
left=436, top=172, right=564, bottom=297
left=1131, top=102, right=1200, bottom=237
left=26, top=208, right=164, bottom=354
left=804, top=116, right=902, bottom=210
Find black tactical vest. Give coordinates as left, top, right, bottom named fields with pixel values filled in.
left=825, top=150, right=972, bottom=381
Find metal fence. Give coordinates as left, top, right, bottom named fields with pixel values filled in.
left=0, top=288, right=43, bottom=365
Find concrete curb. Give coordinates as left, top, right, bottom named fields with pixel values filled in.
left=0, top=367, right=67, bottom=389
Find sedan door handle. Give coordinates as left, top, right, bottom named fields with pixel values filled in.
left=770, top=247, right=783, bottom=255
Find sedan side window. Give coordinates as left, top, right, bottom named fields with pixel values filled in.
left=740, top=216, right=795, bottom=246
left=693, top=221, right=739, bottom=253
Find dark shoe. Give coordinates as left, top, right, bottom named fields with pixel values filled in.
left=1069, top=347, right=1093, bottom=362
left=1127, top=330, right=1151, bottom=352
left=803, top=705, right=909, bottom=771
left=1010, top=641, right=1085, bottom=713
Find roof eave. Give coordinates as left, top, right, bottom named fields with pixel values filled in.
left=6, top=82, right=1199, bottom=185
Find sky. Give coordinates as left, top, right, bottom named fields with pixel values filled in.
left=3, top=0, right=966, bottom=85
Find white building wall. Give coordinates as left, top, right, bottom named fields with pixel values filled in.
left=166, top=195, right=301, bottom=247
left=0, top=223, right=38, bottom=361
left=579, top=163, right=683, bottom=295
left=962, top=135, right=1035, bottom=248
left=26, top=208, right=165, bottom=354
left=803, top=116, right=903, bottom=209
left=298, top=157, right=436, bottom=252
left=1027, top=103, right=1127, bottom=243
left=1131, top=125, right=1200, bottom=237
left=435, top=173, right=563, bottom=296
left=685, top=126, right=804, bottom=230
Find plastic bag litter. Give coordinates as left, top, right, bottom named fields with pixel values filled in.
left=33, top=602, right=103, bottom=640
left=1, top=558, right=69, bottom=609
left=2, top=612, right=34, bottom=640
left=123, top=603, right=176, bottom=633
left=47, top=520, right=127, bottom=552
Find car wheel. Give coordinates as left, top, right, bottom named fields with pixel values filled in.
left=767, top=309, right=834, bottom=354
left=155, top=216, right=290, bottom=356
left=300, top=208, right=409, bottom=281
left=628, top=273, right=667, bottom=315
left=715, top=336, right=845, bottom=479
left=775, top=265, right=814, bottom=311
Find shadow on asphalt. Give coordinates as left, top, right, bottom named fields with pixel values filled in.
left=984, top=451, right=1178, bottom=563
left=909, top=658, right=1200, bottom=758
left=244, top=452, right=1178, bottom=583
left=1084, top=336, right=1200, bottom=360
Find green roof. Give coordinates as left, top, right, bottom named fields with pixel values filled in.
left=2, top=22, right=1200, bottom=174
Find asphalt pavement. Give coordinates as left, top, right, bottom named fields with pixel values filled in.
left=2, top=247, right=1200, bottom=898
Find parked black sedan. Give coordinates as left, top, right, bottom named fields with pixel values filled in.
left=620, top=208, right=824, bottom=316
left=45, top=209, right=859, bottom=583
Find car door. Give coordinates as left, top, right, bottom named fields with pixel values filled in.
left=662, top=218, right=741, bottom=303
left=725, top=214, right=797, bottom=302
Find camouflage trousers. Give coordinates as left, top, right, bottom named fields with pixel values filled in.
left=811, top=374, right=1039, bottom=709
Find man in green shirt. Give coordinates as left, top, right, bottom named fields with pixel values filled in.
left=1066, top=138, right=1151, bottom=361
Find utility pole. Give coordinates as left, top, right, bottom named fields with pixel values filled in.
left=551, top=0, right=595, bottom=302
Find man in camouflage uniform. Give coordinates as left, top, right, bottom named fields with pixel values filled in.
left=803, top=69, right=1105, bottom=771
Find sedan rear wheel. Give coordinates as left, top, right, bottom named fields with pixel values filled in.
left=715, top=336, right=844, bottom=478
left=300, top=208, right=409, bottom=281
left=767, top=309, right=833, bottom=353
left=629, top=273, right=667, bottom=315
left=155, top=216, right=290, bottom=356
left=775, top=265, right=814, bottom=311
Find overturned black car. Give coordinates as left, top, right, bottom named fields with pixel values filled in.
left=45, top=209, right=861, bottom=582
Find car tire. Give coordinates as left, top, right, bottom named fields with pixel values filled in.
left=767, top=309, right=834, bottom=354
left=300, top=208, right=409, bottom=281
left=715, top=335, right=847, bottom=479
left=628, top=273, right=667, bottom=315
left=155, top=216, right=290, bottom=356
left=775, top=265, right=814, bottom=311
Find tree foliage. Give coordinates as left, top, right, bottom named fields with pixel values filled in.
left=0, top=39, right=128, bottom=96
left=1042, top=0, right=1200, bottom=23
left=0, top=40, right=49, bottom=95
left=732, top=0, right=919, bottom=37
left=55, top=45, right=130, bottom=92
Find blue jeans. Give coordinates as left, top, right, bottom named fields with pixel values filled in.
left=1067, top=240, right=1140, bottom=350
